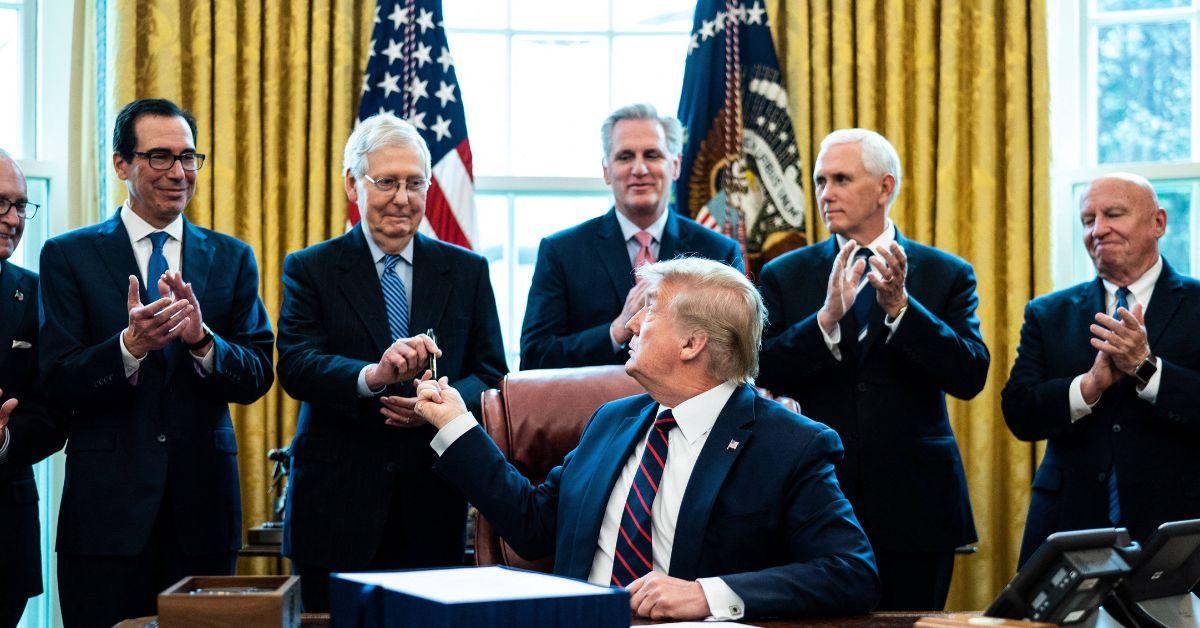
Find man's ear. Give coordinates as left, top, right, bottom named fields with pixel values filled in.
left=678, top=329, right=709, bottom=363
left=345, top=170, right=359, bottom=205
left=114, top=152, right=131, bottom=181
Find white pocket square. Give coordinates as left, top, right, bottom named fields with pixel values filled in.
left=11, top=340, right=31, bottom=349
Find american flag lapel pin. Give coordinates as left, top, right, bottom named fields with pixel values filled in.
left=13, top=289, right=23, bottom=302
left=727, top=439, right=739, bottom=450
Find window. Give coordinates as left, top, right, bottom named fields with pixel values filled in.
left=1049, top=0, right=1200, bottom=287
left=0, top=0, right=35, bottom=158
left=443, top=0, right=694, bottom=367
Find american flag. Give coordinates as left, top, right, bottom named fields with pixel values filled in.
left=355, top=0, right=476, bottom=249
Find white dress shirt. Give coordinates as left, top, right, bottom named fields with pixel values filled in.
left=1068, top=256, right=1164, bottom=421
left=430, top=380, right=748, bottom=620
left=356, top=222, right=416, bottom=397
left=116, top=202, right=214, bottom=376
left=821, top=220, right=906, bottom=360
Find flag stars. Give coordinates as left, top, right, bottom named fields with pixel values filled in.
left=437, top=47, right=454, bottom=73
left=373, top=5, right=381, bottom=24
left=408, top=111, right=427, bottom=130
left=387, top=4, right=410, bottom=30
left=409, top=75, right=429, bottom=103
left=779, top=131, right=789, bottom=142
left=431, top=115, right=452, bottom=141
left=768, top=121, right=778, bottom=132
left=378, top=71, right=401, bottom=98
left=699, top=19, right=715, bottom=40
left=688, top=34, right=699, bottom=54
left=416, top=8, right=435, bottom=34
left=714, top=11, right=725, bottom=33
left=756, top=115, right=767, bottom=127
left=382, top=39, right=404, bottom=65
left=368, top=38, right=377, bottom=59
left=435, top=81, right=458, bottom=107
left=414, top=42, right=433, bottom=67
left=378, top=105, right=396, bottom=117
left=745, top=1, right=766, bottom=25
left=361, top=73, right=371, bottom=95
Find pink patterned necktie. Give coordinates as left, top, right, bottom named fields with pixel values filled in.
left=634, top=230, right=655, bottom=269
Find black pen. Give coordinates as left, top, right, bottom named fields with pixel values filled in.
left=426, top=328, right=438, bottom=380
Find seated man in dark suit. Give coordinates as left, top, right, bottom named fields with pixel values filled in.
left=1003, top=173, right=1200, bottom=566
left=277, top=113, right=507, bottom=612
left=414, top=257, right=879, bottom=621
left=0, top=149, right=64, bottom=628
left=757, top=129, right=988, bottom=611
left=519, top=103, right=743, bottom=370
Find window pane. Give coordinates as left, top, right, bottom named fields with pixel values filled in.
left=11, top=175, right=47, bottom=272
left=1155, top=181, right=1192, bottom=276
left=612, top=0, right=695, bottom=32
left=511, top=0, right=608, bottom=32
left=475, top=194, right=514, bottom=359
left=445, top=32, right=510, bottom=176
left=1096, top=21, right=1191, bottom=164
left=611, top=35, right=688, bottom=117
left=1095, top=0, right=1189, bottom=11
left=443, top=0, right=508, bottom=30
left=0, top=8, right=23, bottom=157
left=510, top=36, right=610, bottom=176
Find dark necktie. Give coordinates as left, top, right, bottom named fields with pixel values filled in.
left=147, top=231, right=170, bottom=300
left=611, top=410, right=677, bottom=587
left=381, top=254, right=409, bottom=342
left=1107, top=287, right=1131, bottom=526
left=851, top=247, right=875, bottom=341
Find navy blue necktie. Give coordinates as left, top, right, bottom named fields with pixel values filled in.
left=381, top=254, right=409, bottom=341
left=851, top=248, right=875, bottom=341
left=611, top=410, right=677, bottom=587
left=147, top=231, right=170, bottom=299
left=1106, top=287, right=1131, bottom=526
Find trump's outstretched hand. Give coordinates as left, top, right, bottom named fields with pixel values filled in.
left=413, top=376, right=468, bottom=430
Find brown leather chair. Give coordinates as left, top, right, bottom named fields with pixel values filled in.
left=471, top=364, right=803, bottom=572
left=474, top=365, right=645, bottom=572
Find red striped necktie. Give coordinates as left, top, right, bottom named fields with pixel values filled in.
left=611, top=409, right=677, bottom=587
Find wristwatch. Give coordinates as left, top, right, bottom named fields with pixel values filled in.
left=184, top=325, right=215, bottom=352
left=1132, top=354, right=1158, bottom=387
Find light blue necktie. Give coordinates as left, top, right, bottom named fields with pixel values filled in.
left=147, top=231, right=170, bottom=299
left=1107, top=286, right=1131, bottom=526
left=381, top=254, right=409, bottom=341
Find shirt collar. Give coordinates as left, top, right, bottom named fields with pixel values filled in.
left=121, top=200, right=184, bottom=243
left=656, top=381, right=738, bottom=446
left=1101, top=255, right=1163, bottom=305
left=615, top=208, right=669, bottom=244
left=361, top=221, right=414, bottom=266
left=835, top=219, right=896, bottom=255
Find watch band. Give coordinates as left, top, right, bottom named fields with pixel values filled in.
left=1132, top=355, right=1157, bottom=387
left=184, top=327, right=214, bottom=352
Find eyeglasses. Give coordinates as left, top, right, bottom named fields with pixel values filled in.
left=0, top=198, right=39, bottom=219
left=363, top=174, right=430, bottom=195
left=134, top=151, right=207, bottom=171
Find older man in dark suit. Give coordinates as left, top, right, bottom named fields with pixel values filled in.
left=757, top=129, right=989, bottom=611
left=0, top=150, right=63, bottom=628
left=38, top=99, right=275, bottom=628
left=277, top=113, right=507, bottom=612
left=519, top=103, right=742, bottom=370
left=1003, top=173, right=1200, bottom=566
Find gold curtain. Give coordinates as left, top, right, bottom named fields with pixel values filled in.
left=108, top=0, right=375, bottom=574
left=766, top=0, right=1053, bottom=611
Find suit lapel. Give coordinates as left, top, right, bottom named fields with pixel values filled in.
left=0, top=261, right=23, bottom=356
left=1145, top=260, right=1184, bottom=348
left=92, top=208, right=143, bottom=300
left=669, top=385, right=754, bottom=579
left=570, top=401, right=657, bottom=577
left=409, top=233, right=452, bottom=338
left=595, top=209, right=636, bottom=303
left=657, top=211, right=684, bottom=262
left=337, top=227, right=392, bottom=356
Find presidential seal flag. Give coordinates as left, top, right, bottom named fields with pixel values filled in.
left=676, top=0, right=805, bottom=275
left=355, top=0, right=476, bottom=249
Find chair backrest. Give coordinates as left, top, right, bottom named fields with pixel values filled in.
left=475, top=365, right=645, bottom=572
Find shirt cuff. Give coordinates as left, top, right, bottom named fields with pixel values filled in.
left=697, top=577, right=746, bottom=620
left=430, top=413, right=479, bottom=456
left=883, top=305, right=907, bottom=341
left=1069, top=374, right=1099, bottom=422
left=820, top=320, right=843, bottom=362
left=0, top=426, right=10, bottom=463
left=609, top=327, right=623, bottom=354
left=118, top=329, right=147, bottom=378
left=357, top=365, right=386, bottom=398
left=1136, top=357, right=1163, bottom=403
left=192, top=343, right=215, bottom=375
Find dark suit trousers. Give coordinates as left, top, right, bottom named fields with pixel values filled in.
left=294, top=480, right=467, bottom=612
left=57, top=493, right=236, bottom=628
left=0, top=595, right=27, bottom=628
left=874, top=548, right=956, bottom=611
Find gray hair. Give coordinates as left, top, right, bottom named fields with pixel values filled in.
left=818, top=128, right=903, bottom=206
left=636, top=257, right=765, bottom=384
left=343, top=114, right=431, bottom=179
left=600, top=103, right=684, bottom=161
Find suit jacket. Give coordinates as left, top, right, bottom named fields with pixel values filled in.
left=436, top=384, right=880, bottom=619
left=38, top=209, right=275, bottom=557
left=0, top=261, right=62, bottom=600
left=277, top=229, right=507, bottom=568
left=757, top=233, right=989, bottom=553
left=519, top=209, right=743, bottom=369
left=1002, top=260, right=1200, bottom=566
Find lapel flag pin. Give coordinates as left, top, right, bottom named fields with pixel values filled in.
left=727, top=439, right=739, bottom=450
left=13, top=289, right=23, bottom=302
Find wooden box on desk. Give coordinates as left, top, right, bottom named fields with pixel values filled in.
left=157, top=575, right=301, bottom=628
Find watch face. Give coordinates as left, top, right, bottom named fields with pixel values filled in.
left=1135, top=358, right=1157, bottom=384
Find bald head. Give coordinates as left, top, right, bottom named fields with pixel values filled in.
left=1080, top=173, right=1166, bottom=286
left=0, top=148, right=28, bottom=261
